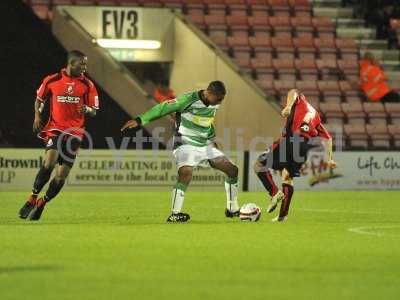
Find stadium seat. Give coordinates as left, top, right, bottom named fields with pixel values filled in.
left=209, top=31, right=229, bottom=51
left=336, top=38, right=359, bottom=61
left=295, top=80, right=319, bottom=97
left=248, top=12, right=271, bottom=33
left=274, top=80, right=295, bottom=96
left=344, top=124, right=368, bottom=149
left=295, top=58, right=319, bottom=81
left=385, top=103, right=400, bottom=124
left=318, top=81, right=341, bottom=101
left=269, top=16, right=292, bottom=34
left=273, top=58, right=296, bottom=80
left=342, top=102, right=366, bottom=124
left=319, top=102, right=344, bottom=125
left=204, top=14, right=227, bottom=30
left=289, top=0, right=311, bottom=16
left=205, top=0, right=227, bottom=15
left=338, top=59, right=359, bottom=80
left=306, top=95, right=320, bottom=110
left=227, top=15, right=250, bottom=36
left=228, top=35, right=251, bottom=51
left=187, top=13, right=206, bottom=29
left=363, top=102, right=387, bottom=125
left=388, top=124, right=400, bottom=148
left=314, top=37, right=337, bottom=60
left=294, top=35, right=316, bottom=59
left=312, top=17, right=335, bottom=39
left=291, top=16, right=313, bottom=34
left=272, top=36, right=295, bottom=59
left=366, top=124, right=391, bottom=149
left=256, top=78, right=274, bottom=94
left=339, top=81, right=360, bottom=98
left=227, top=0, right=248, bottom=16
left=316, top=58, right=339, bottom=81
left=250, top=35, right=273, bottom=55
left=268, top=0, right=291, bottom=16
left=248, top=0, right=269, bottom=13
left=162, top=0, right=184, bottom=9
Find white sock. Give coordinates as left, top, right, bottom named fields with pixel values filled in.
left=225, top=181, right=239, bottom=212
left=171, top=188, right=185, bottom=214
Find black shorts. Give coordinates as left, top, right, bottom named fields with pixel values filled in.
left=45, top=134, right=81, bottom=167
left=257, top=134, right=315, bottom=177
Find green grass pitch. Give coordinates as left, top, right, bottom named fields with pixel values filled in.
left=1, top=191, right=400, bottom=300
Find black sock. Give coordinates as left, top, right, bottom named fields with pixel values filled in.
left=44, top=178, right=65, bottom=202
left=32, top=166, right=53, bottom=194
left=256, top=170, right=278, bottom=196
left=279, top=183, right=294, bottom=217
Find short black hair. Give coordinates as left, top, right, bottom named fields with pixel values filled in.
left=67, top=50, right=86, bottom=64
left=207, top=80, right=226, bottom=96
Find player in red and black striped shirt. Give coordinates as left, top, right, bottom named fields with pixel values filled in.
left=254, top=89, right=337, bottom=222
left=18, top=50, right=99, bottom=221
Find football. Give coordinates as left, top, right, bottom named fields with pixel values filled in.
left=239, top=203, right=262, bottom=222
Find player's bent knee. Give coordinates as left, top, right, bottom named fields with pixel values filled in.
left=178, top=166, right=193, bottom=183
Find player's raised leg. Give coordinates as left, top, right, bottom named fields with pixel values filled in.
left=254, top=153, right=284, bottom=213
left=19, top=149, right=58, bottom=219
left=272, top=169, right=294, bottom=222
left=208, top=156, right=240, bottom=217
left=167, top=166, right=192, bottom=223
left=29, top=163, right=71, bottom=221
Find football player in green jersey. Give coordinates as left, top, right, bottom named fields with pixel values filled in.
left=121, top=81, right=240, bottom=222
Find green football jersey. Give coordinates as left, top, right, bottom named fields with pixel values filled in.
left=138, top=91, right=219, bottom=147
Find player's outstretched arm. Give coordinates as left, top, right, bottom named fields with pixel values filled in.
left=121, top=97, right=191, bottom=131
left=33, top=99, right=44, bottom=133
left=281, top=89, right=298, bottom=117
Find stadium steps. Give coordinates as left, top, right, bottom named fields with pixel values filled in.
left=313, top=0, right=400, bottom=85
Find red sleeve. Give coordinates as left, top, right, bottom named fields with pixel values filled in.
left=85, top=79, right=99, bottom=109
left=316, top=123, right=331, bottom=140
left=36, top=74, right=56, bottom=102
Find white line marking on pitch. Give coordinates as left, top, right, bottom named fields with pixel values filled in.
left=348, top=225, right=400, bottom=237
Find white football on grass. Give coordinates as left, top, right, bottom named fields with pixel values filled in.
left=239, top=203, right=261, bottom=222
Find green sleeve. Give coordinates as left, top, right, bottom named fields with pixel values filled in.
left=138, top=94, right=194, bottom=126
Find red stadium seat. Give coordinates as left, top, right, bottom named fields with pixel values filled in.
left=336, top=38, right=359, bottom=61
left=312, top=17, right=335, bottom=38
left=339, top=81, right=361, bottom=98
left=366, top=124, right=391, bottom=148
left=249, top=12, right=271, bottom=32
left=187, top=13, right=206, bottom=29
left=295, top=80, right=319, bottom=96
left=204, top=14, right=227, bottom=29
left=227, top=0, right=248, bottom=16
left=342, top=102, right=366, bottom=124
left=384, top=102, right=400, bottom=124
left=314, top=37, right=337, bottom=60
left=289, top=0, right=311, bottom=15
left=249, top=35, right=273, bottom=55
left=268, top=0, right=291, bottom=16
left=269, top=16, right=292, bottom=33
left=318, top=81, right=341, bottom=103
left=274, top=80, right=295, bottom=96
left=388, top=124, right=400, bottom=148
left=363, top=102, right=387, bottom=124
left=295, top=58, right=319, bottom=81
left=272, top=36, right=295, bottom=59
left=344, top=124, right=368, bottom=149
left=209, top=31, right=229, bottom=51
left=227, top=15, right=250, bottom=36
left=319, top=102, right=344, bottom=124
left=228, top=35, right=251, bottom=51
left=293, top=35, right=316, bottom=59
left=252, top=55, right=273, bottom=74
left=273, top=58, right=296, bottom=80
left=185, top=0, right=205, bottom=16
left=205, top=0, right=227, bottom=15
left=162, top=0, right=183, bottom=9
left=291, top=16, right=313, bottom=34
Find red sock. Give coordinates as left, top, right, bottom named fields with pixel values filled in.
left=279, top=184, right=294, bottom=217
left=256, top=170, right=278, bottom=196
left=36, top=198, right=46, bottom=208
